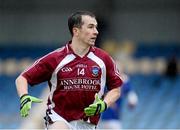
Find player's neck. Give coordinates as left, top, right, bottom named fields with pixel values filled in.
left=71, top=39, right=90, bottom=58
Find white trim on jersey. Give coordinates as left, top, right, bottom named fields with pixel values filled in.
left=114, top=62, right=122, bottom=79
left=49, top=54, right=76, bottom=108
left=112, top=58, right=123, bottom=81
left=87, top=52, right=106, bottom=99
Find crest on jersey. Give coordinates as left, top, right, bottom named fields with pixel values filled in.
left=92, top=66, right=100, bottom=77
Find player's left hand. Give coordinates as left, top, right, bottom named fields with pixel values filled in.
left=84, top=93, right=107, bottom=116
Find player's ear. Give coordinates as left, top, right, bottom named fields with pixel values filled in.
left=72, top=27, right=79, bottom=36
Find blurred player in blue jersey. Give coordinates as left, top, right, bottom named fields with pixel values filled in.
left=98, top=73, right=138, bottom=129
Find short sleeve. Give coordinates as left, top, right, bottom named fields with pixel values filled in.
left=22, top=53, right=56, bottom=86
left=105, top=56, right=123, bottom=90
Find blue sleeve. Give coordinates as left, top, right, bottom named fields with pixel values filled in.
left=122, top=79, right=132, bottom=97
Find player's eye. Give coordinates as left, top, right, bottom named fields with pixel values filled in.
left=88, top=24, right=97, bottom=29
left=88, top=25, right=94, bottom=29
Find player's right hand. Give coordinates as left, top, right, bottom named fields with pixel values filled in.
left=20, top=94, right=42, bottom=117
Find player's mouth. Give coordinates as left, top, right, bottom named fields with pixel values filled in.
left=90, top=37, right=97, bottom=42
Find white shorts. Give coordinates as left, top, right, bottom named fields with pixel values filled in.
left=97, top=119, right=122, bottom=129
left=46, top=109, right=96, bottom=130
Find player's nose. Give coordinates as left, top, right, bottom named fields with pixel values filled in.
left=94, top=28, right=99, bottom=36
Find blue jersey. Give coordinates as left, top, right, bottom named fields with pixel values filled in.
left=101, top=78, right=132, bottom=120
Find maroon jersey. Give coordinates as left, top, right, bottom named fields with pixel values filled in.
left=22, top=41, right=123, bottom=125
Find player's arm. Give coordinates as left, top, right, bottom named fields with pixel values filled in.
left=103, top=87, right=121, bottom=108
left=15, top=75, right=42, bottom=117
left=16, top=75, right=28, bottom=97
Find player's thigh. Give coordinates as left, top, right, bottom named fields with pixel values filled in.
left=48, top=121, right=70, bottom=130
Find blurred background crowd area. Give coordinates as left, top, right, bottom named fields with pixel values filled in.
left=0, top=0, right=180, bottom=129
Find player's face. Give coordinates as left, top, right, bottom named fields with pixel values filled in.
left=78, top=15, right=99, bottom=46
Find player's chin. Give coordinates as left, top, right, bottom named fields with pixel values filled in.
left=88, top=41, right=96, bottom=46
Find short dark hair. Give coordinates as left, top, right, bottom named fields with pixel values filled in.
left=68, top=11, right=96, bottom=36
